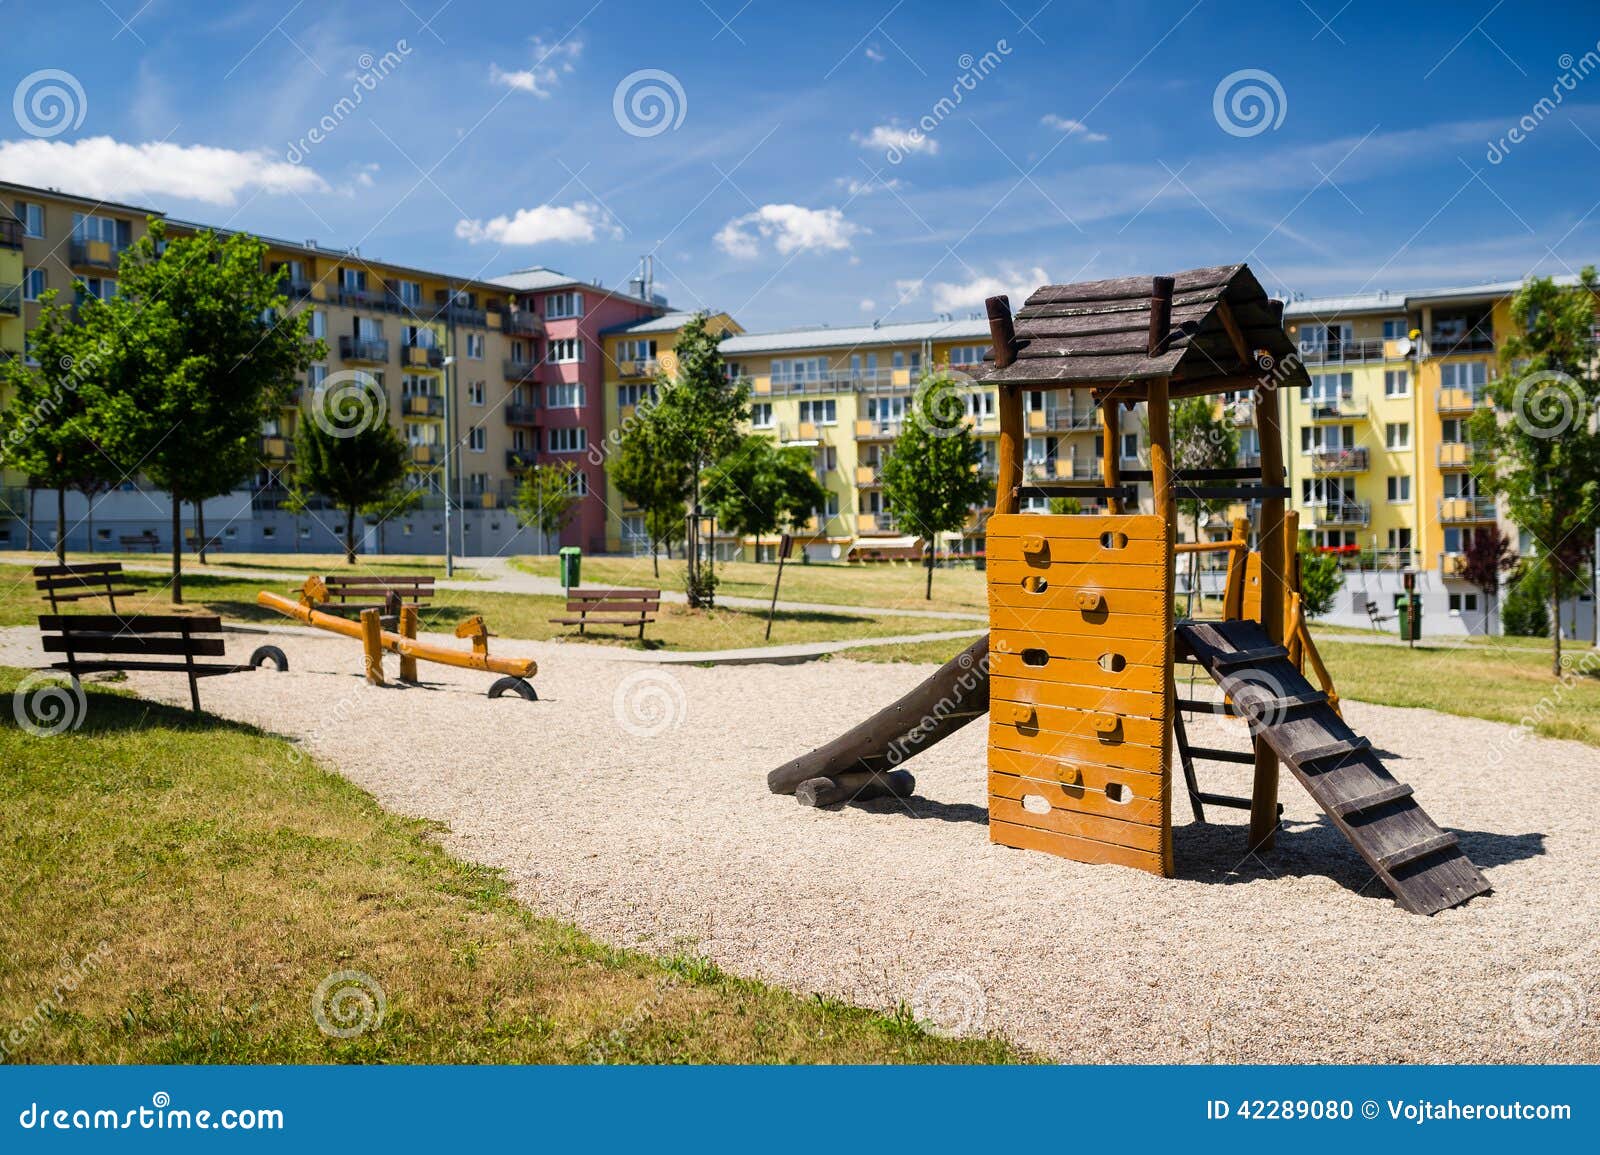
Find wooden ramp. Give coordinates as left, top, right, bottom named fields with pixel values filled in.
left=1175, top=618, right=1490, bottom=915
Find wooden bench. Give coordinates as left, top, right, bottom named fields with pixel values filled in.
left=33, top=563, right=149, bottom=613
left=317, top=574, right=436, bottom=627
left=37, top=614, right=286, bottom=713
left=119, top=532, right=160, bottom=552
left=1365, top=599, right=1396, bottom=630
left=549, top=588, right=660, bottom=641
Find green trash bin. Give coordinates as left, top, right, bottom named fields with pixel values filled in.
left=558, top=546, right=581, bottom=590
left=1396, top=594, right=1421, bottom=642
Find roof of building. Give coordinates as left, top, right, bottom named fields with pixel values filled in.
left=972, top=264, right=1310, bottom=391
left=600, top=310, right=726, bottom=336
left=719, top=316, right=991, bottom=355
left=1285, top=273, right=1588, bottom=317
left=489, top=264, right=666, bottom=309
left=0, top=179, right=164, bottom=219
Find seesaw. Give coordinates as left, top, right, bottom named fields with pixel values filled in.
left=256, top=577, right=538, bottom=700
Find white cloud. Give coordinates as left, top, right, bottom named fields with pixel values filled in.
left=1041, top=113, right=1108, bottom=142
left=0, top=136, right=326, bottom=205
left=715, top=204, right=861, bottom=259
left=455, top=201, right=616, bottom=245
left=854, top=123, right=938, bottom=157
left=490, top=36, right=582, bottom=97
left=839, top=175, right=902, bottom=197
left=865, top=45, right=886, bottom=62
left=859, top=298, right=876, bottom=312
left=899, top=266, right=1050, bottom=314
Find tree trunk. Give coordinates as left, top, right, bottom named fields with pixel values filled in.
left=346, top=504, right=358, bottom=565
left=195, top=501, right=208, bottom=565
left=55, top=487, right=66, bottom=563
left=1552, top=574, right=1563, bottom=676
left=170, top=494, right=184, bottom=605
left=652, top=541, right=660, bottom=578
left=925, top=540, right=935, bottom=600
left=86, top=493, right=95, bottom=554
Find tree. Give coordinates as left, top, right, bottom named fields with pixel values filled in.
left=879, top=374, right=993, bottom=600
left=93, top=221, right=320, bottom=602
left=703, top=435, right=826, bottom=551
left=652, top=313, right=748, bottom=607
left=1296, top=532, right=1342, bottom=618
left=1171, top=396, right=1239, bottom=615
left=0, top=288, right=120, bottom=561
left=611, top=409, right=690, bottom=577
left=293, top=378, right=409, bottom=564
left=1470, top=268, right=1600, bottom=673
left=1461, top=527, right=1516, bottom=635
left=1503, top=564, right=1551, bottom=637
left=513, top=461, right=582, bottom=548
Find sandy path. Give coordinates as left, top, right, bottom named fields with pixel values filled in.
left=7, top=624, right=1597, bottom=1063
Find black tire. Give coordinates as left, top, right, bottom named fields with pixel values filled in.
left=487, top=676, right=537, bottom=701
left=248, top=645, right=289, bottom=671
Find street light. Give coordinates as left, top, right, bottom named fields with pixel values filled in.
left=441, top=353, right=457, bottom=578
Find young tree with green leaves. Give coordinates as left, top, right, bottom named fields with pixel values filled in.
left=1469, top=268, right=1600, bottom=673
left=1171, top=396, right=1239, bottom=615
left=652, top=313, right=748, bottom=607
left=879, top=377, right=994, bottom=600
left=704, top=434, right=827, bottom=550
left=292, top=380, right=410, bottom=564
left=1296, top=532, right=1343, bottom=618
left=1461, top=527, right=1516, bottom=635
left=513, top=461, right=582, bottom=550
left=0, top=288, right=121, bottom=561
left=611, top=408, right=691, bottom=577
left=92, top=221, right=321, bottom=602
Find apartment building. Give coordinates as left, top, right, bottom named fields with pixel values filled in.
left=598, top=310, right=743, bottom=553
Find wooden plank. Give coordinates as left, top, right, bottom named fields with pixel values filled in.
left=986, top=512, right=1164, bottom=540
left=563, top=600, right=659, bottom=614
left=987, top=560, right=1171, bottom=596
left=989, top=769, right=1163, bottom=820
left=41, top=635, right=227, bottom=657
left=988, top=793, right=1164, bottom=853
left=38, top=614, right=221, bottom=633
left=1329, top=781, right=1414, bottom=818
left=985, top=535, right=1168, bottom=568
left=987, top=747, right=1165, bottom=796
left=990, top=698, right=1166, bottom=745
left=989, top=818, right=1168, bottom=876
left=989, top=648, right=1166, bottom=694
left=991, top=675, right=1166, bottom=718
left=48, top=660, right=243, bottom=676
left=1020, top=266, right=1240, bottom=306
left=567, top=588, right=663, bottom=599
left=32, top=563, right=123, bottom=577
left=989, top=629, right=1167, bottom=667
left=989, top=585, right=1168, bottom=624
left=989, top=725, right=1164, bottom=773
left=1377, top=831, right=1459, bottom=872
left=1016, top=301, right=1213, bottom=339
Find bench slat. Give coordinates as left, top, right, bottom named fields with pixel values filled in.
left=43, top=635, right=227, bottom=657
left=49, top=660, right=243, bottom=677
left=40, top=587, right=148, bottom=601
left=567, top=588, right=661, bottom=599
left=32, top=563, right=125, bottom=578
left=564, top=600, right=658, bottom=614
left=38, top=614, right=223, bottom=633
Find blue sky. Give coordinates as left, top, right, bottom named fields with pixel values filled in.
left=4, top=0, right=1600, bottom=329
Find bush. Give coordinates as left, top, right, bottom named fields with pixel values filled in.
left=1502, top=569, right=1550, bottom=637
left=1297, top=535, right=1343, bottom=617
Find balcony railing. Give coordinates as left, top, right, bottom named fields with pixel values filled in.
left=1026, top=406, right=1099, bottom=431
left=503, top=358, right=540, bottom=382
left=1437, top=441, right=1478, bottom=469
left=339, top=336, right=389, bottom=363
left=1303, top=393, right=1368, bottom=420
left=336, top=286, right=389, bottom=311
left=279, top=278, right=314, bottom=300
left=1312, top=501, right=1371, bottom=527
left=403, top=394, right=443, bottom=418
left=854, top=418, right=903, bottom=440
left=1310, top=447, right=1368, bottom=474
left=502, top=311, right=542, bottom=338
left=506, top=449, right=538, bottom=472
left=503, top=405, right=539, bottom=426
left=617, top=358, right=658, bottom=378
left=259, top=436, right=294, bottom=462
left=1297, top=338, right=1388, bottom=365
left=1436, top=385, right=1488, bottom=413
left=855, top=464, right=883, bottom=487
left=409, top=444, right=440, bottom=467
left=435, top=299, right=486, bottom=327
left=857, top=512, right=901, bottom=535
left=1430, top=331, right=1495, bottom=355
left=402, top=343, right=445, bottom=369
left=1439, top=551, right=1466, bottom=578
left=780, top=421, right=832, bottom=442
left=69, top=238, right=126, bottom=269
left=0, top=283, right=20, bottom=316
left=0, top=218, right=23, bottom=249
left=1438, top=495, right=1496, bottom=523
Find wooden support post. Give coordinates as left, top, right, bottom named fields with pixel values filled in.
left=1146, top=372, right=1175, bottom=875
left=1148, top=275, right=1175, bottom=355
left=1249, top=381, right=1287, bottom=852
left=1101, top=401, right=1122, bottom=514
left=360, top=608, right=386, bottom=686
left=987, top=295, right=1023, bottom=517
left=1223, top=516, right=1250, bottom=621
left=398, top=605, right=420, bottom=683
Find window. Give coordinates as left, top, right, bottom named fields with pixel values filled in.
left=1300, top=424, right=1354, bottom=452
left=512, top=429, right=529, bottom=451
left=1441, top=361, right=1489, bottom=388
left=967, top=392, right=994, bottom=419
left=547, top=427, right=587, bottom=453
left=22, top=268, right=45, bottom=300
left=547, top=338, right=584, bottom=364
left=545, top=291, right=584, bottom=319
left=466, top=332, right=485, bottom=359
left=617, top=338, right=656, bottom=364
left=77, top=277, right=116, bottom=301
left=771, top=356, right=827, bottom=384
left=618, top=383, right=657, bottom=407
left=467, top=380, right=485, bottom=406
left=798, top=399, right=836, bottom=425
left=355, top=316, right=383, bottom=340
left=401, top=374, right=435, bottom=398
left=1387, top=475, right=1411, bottom=502
left=750, top=402, right=773, bottom=428
left=468, top=426, right=486, bottom=452
left=1386, top=422, right=1411, bottom=450
left=340, top=267, right=367, bottom=291
left=546, top=382, right=585, bottom=408
left=1448, top=592, right=1480, bottom=615
left=16, top=201, right=44, bottom=237
left=849, top=353, right=879, bottom=377
left=1305, top=372, right=1352, bottom=405
left=948, top=346, right=986, bottom=366
left=1441, top=418, right=1468, bottom=443
left=308, top=364, right=328, bottom=390
left=565, top=469, right=590, bottom=496
left=308, top=310, right=327, bottom=339
left=1382, top=319, right=1410, bottom=340
left=396, top=280, right=421, bottom=306
left=823, top=491, right=840, bottom=518
left=1387, top=527, right=1412, bottom=551
left=868, top=396, right=905, bottom=423
left=1121, top=432, right=1139, bottom=461
left=1384, top=370, right=1409, bottom=397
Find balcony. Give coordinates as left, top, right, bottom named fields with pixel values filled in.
left=409, top=444, right=440, bottom=467
left=402, top=343, right=445, bottom=370
left=336, top=286, right=390, bottom=311
left=1438, top=495, right=1496, bottom=523
left=1439, top=552, right=1466, bottom=578
left=1297, top=338, right=1389, bottom=365
left=1436, top=385, right=1488, bottom=414
left=1310, top=447, right=1368, bottom=474
left=1026, top=405, right=1098, bottom=432
left=69, top=238, right=125, bottom=269
left=403, top=394, right=443, bottom=419
left=503, top=358, right=541, bottom=382
left=504, top=404, right=539, bottom=426
left=1312, top=501, right=1371, bottom=528
left=854, top=418, right=903, bottom=440
left=0, top=283, right=20, bottom=316
left=502, top=311, right=542, bottom=338
left=1437, top=441, right=1478, bottom=470
left=435, top=298, right=486, bottom=327
left=1430, top=330, right=1495, bottom=356
left=1229, top=397, right=1256, bottom=425
left=260, top=435, right=294, bottom=462
left=279, top=277, right=313, bottom=300
left=617, top=358, right=658, bottom=378
left=1303, top=394, right=1368, bottom=420
left=506, top=449, right=538, bottom=472
left=0, top=218, right=22, bottom=249
left=857, top=512, right=901, bottom=535
left=339, top=336, right=389, bottom=364
left=855, top=464, right=883, bottom=487
left=781, top=421, right=830, bottom=443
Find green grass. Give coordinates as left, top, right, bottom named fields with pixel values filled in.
left=0, top=668, right=1023, bottom=1064
left=0, top=565, right=966, bottom=652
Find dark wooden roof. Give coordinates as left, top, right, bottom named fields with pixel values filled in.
left=975, top=264, right=1310, bottom=393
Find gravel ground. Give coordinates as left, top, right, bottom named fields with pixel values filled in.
left=7, top=623, right=1597, bottom=1063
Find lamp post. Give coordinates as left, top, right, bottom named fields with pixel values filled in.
left=441, top=352, right=457, bottom=578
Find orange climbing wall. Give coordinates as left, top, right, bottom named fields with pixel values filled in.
left=985, top=513, right=1175, bottom=876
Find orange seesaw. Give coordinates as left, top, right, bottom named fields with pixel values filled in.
left=256, top=577, right=538, bottom=700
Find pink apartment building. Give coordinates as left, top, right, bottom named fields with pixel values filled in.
left=491, top=266, right=667, bottom=551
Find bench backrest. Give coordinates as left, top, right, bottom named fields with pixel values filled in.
left=39, top=614, right=227, bottom=661
left=34, top=562, right=126, bottom=589
left=565, top=588, right=661, bottom=615
left=321, top=575, right=436, bottom=602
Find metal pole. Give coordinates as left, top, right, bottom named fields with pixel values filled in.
left=443, top=289, right=456, bottom=578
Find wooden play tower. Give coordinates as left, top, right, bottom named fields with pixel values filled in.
left=770, top=265, right=1490, bottom=916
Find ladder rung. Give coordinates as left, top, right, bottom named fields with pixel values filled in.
left=1187, top=745, right=1257, bottom=764
left=1233, top=689, right=1328, bottom=716
left=1330, top=781, right=1414, bottom=818
left=1377, top=831, right=1459, bottom=871
left=1213, top=645, right=1290, bottom=670
left=1195, top=792, right=1285, bottom=816
left=1176, top=697, right=1238, bottom=716
left=1297, top=736, right=1372, bottom=768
